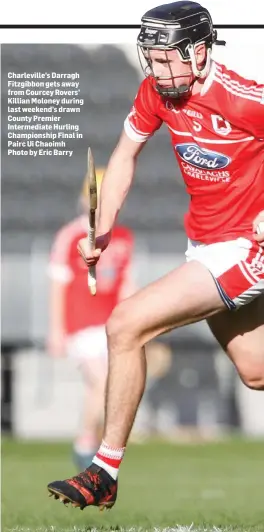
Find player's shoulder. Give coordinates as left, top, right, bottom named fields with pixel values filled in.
left=136, top=75, right=159, bottom=101
left=214, top=60, right=262, bottom=91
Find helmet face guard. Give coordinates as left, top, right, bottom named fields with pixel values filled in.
left=137, top=1, right=225, bottom=99
left=137, top=45, right=193, bottom=99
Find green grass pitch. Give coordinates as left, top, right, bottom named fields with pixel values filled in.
left=2, top=438, right=264, bottom=532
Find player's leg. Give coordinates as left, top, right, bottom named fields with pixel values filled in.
left=100, top=237, right=264, bottom=451
left=67, top=327, right=108, bottom=470
left=73, top=357, right=107, bottom=470
left=47, top=260, right=226, bottom=508
left=101, top=261, right=225, bottom=449
left=48, top=237, right=264, bottom=510
left=207, top=295, right=264, bottom=390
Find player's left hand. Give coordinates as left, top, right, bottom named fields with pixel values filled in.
left=253, top=211, right=264, bottom=248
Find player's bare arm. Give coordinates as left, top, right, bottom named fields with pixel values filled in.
left=97, top=130, right=146, bottom=235
left=77, top=130, right=145, bottom=266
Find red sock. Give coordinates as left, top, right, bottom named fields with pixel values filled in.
left=92, top=440, right=125, bottom=480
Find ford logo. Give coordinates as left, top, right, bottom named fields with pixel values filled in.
left=175, top=143, right=231, bottom=169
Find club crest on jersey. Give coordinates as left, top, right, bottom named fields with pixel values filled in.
left=175, top=143, right=231, bottom=169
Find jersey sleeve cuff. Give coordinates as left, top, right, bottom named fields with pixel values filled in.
left=124, top=117, right=150, bottom=143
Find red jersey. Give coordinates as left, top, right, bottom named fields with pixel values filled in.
left=48, top=216, right=134, bottom=335
left=124, top=60, right=264, bottom=243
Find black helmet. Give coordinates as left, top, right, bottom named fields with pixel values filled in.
left=137, top=1, right=225, bottom=98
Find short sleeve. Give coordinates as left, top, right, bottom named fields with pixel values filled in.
left=124, top=77, right=163, bottom=143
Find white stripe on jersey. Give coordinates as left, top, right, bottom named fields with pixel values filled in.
left=214, top=71, right=264, bottom=104
left=215, top=65, right=263, bottom=95
left=168, top=127, right=192, bottom=137
left=215, top=74, right=263, bottom=97
left=214, top=75, right=263, bottom=103
left=128, top=120, right=151, bottom=137
left=215, top=76, right=263, bottom=99
left=124, top=117, right=150, bottom=143
left=167, top=126, right=254, bottom=144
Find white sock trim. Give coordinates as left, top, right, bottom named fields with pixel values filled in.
left=93, top=456, right=119, bottom=480
left=102, top=440, right=126, bottom=451
left=97, top=441, right=125, bottom=460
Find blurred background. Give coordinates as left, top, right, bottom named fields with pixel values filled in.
left=1, top=41, right=264, bottom=451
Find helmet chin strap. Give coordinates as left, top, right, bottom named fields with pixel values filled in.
left=187, top=44, right=212, bottom=78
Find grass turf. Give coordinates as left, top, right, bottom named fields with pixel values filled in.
left=2, top=438, right=264, bottom=532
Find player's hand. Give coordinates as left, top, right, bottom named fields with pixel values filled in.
left=77, top=232, right=111, bottom=266
left=253, top=211, right=264, bottom=248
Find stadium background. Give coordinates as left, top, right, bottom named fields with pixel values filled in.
left=2, top=41, right=264, bottom=440
left=2, top=32, right=264, bottom=532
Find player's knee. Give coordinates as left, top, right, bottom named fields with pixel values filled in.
left=239, top=363, right=264, bottom=391
left=106, top=301, right=138, bottom=349
left=242, top=376, right=264, bottom=391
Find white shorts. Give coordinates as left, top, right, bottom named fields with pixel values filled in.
left=185, top=237, right=264, bottom=309
left=66, top=326, right=108, bottom=361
